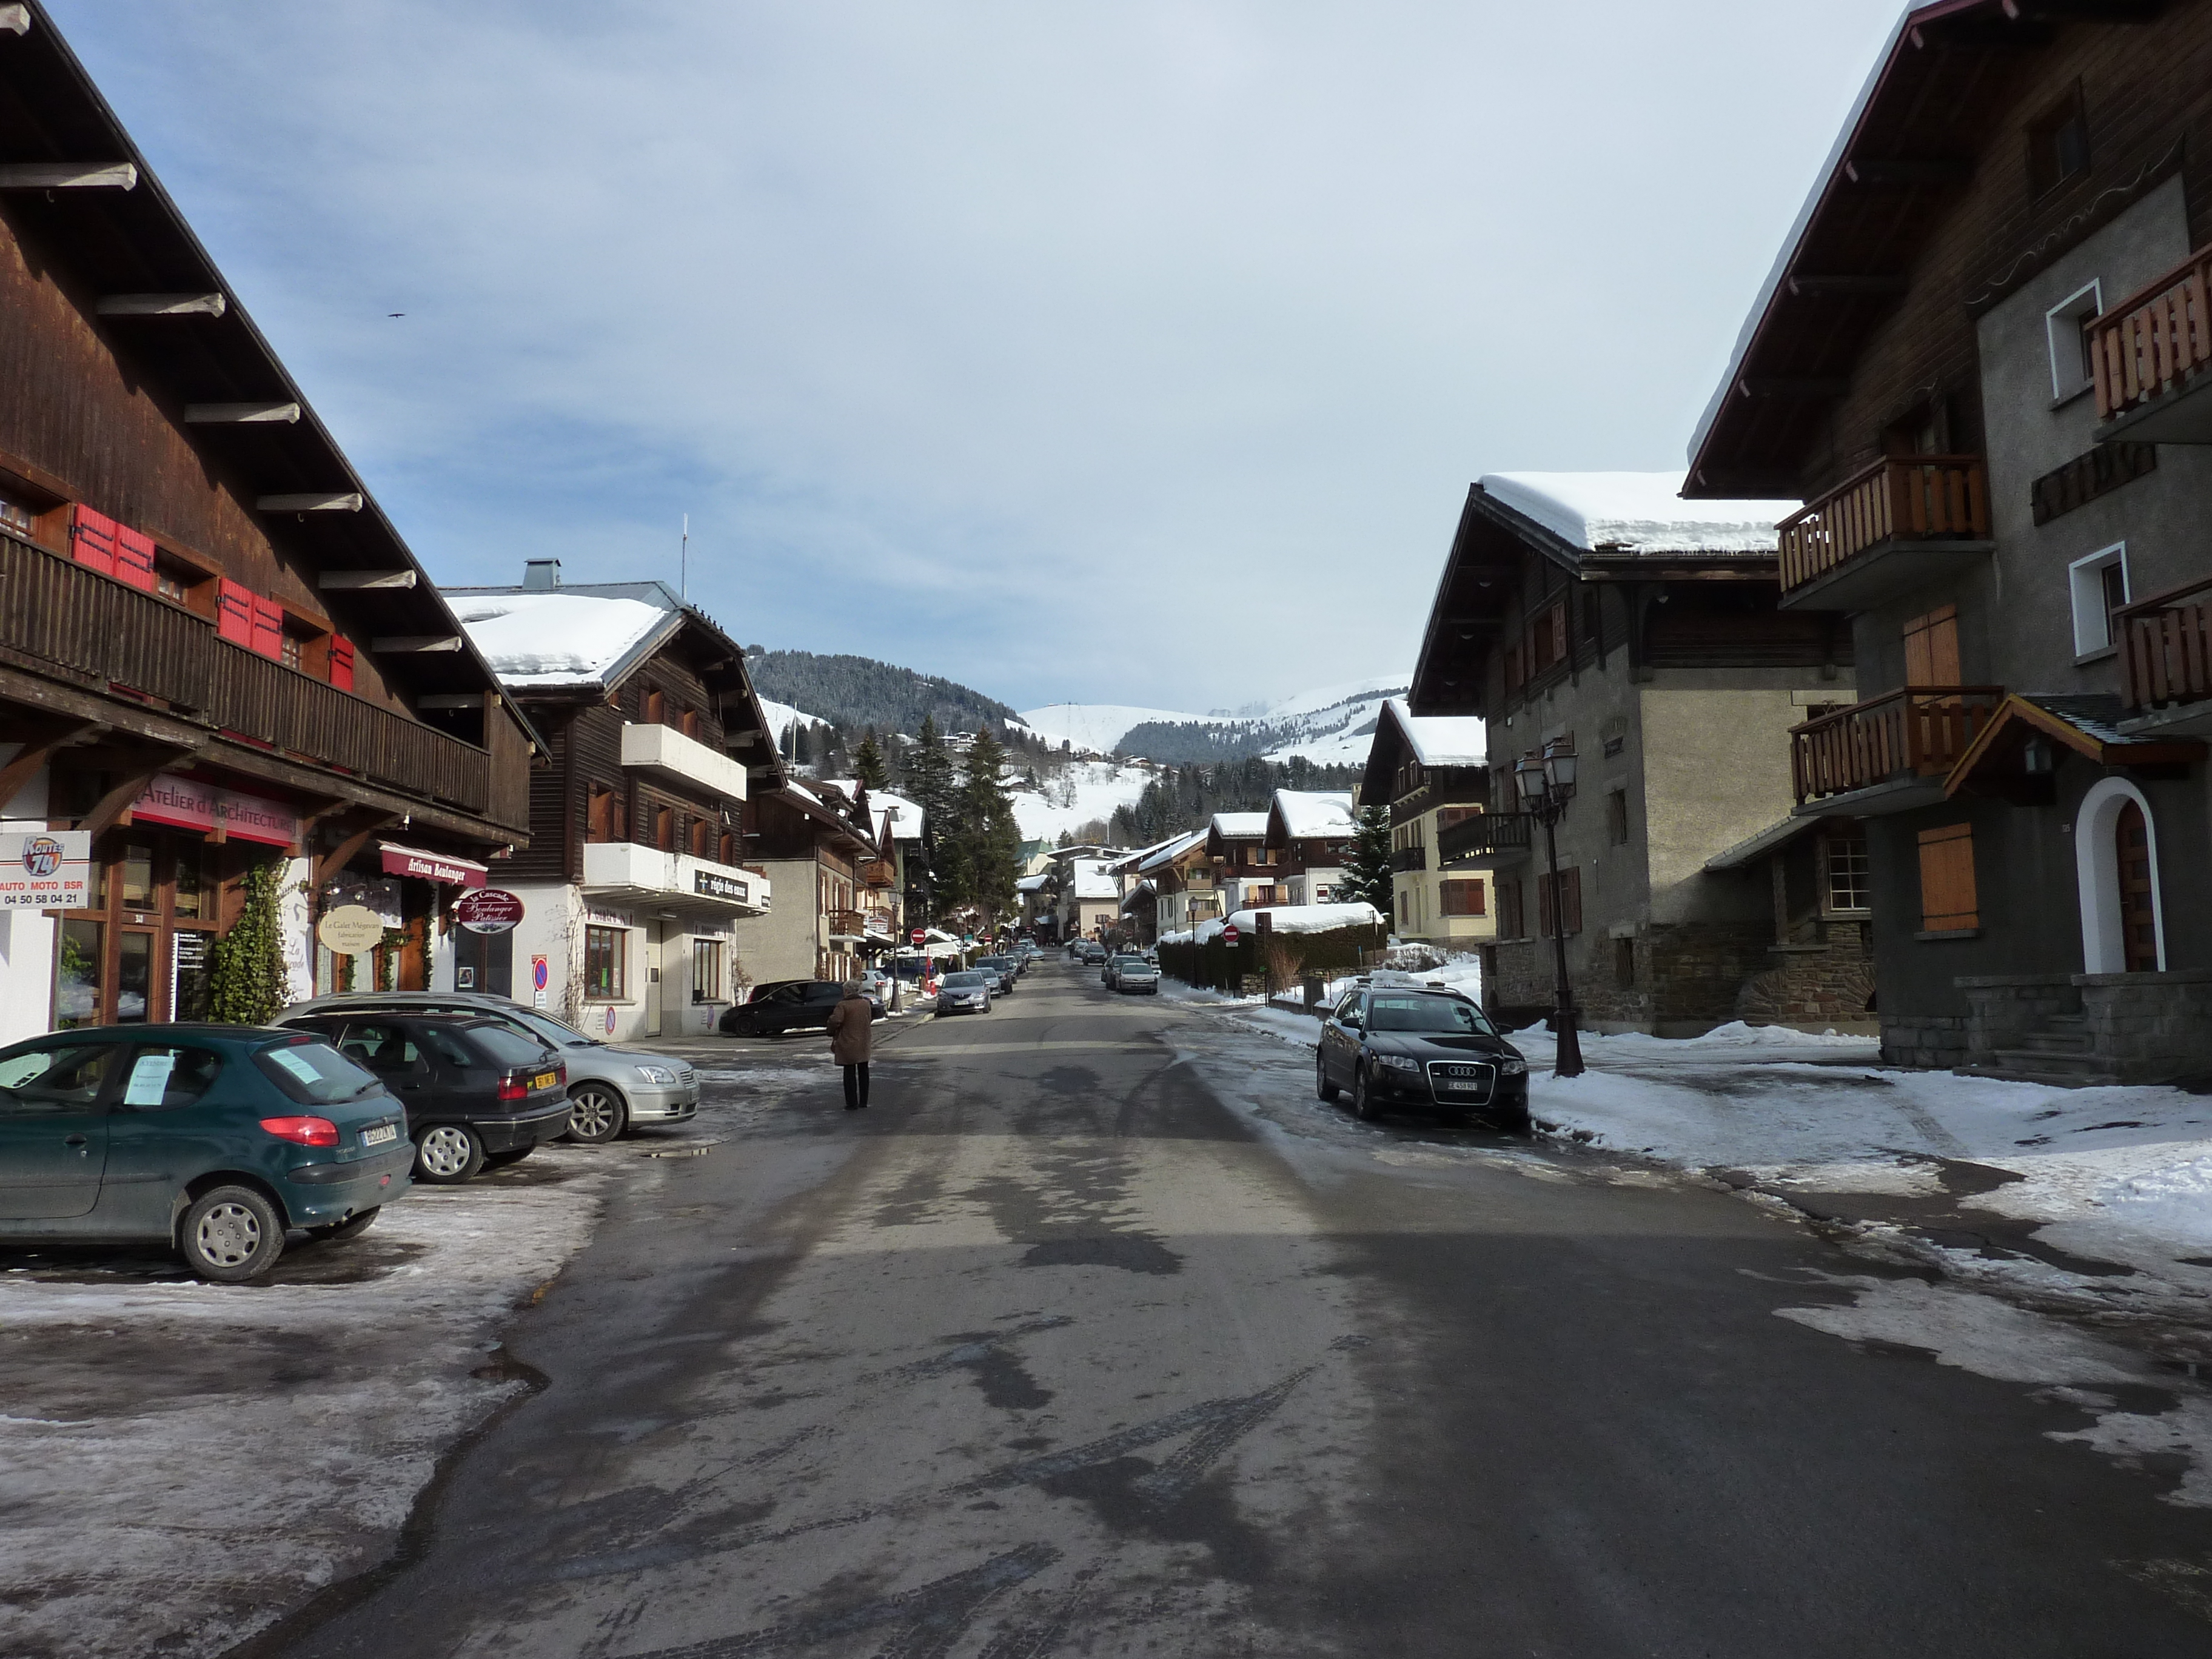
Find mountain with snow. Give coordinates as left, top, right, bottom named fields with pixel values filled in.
left=1020, top=674, right=1410, bottom=766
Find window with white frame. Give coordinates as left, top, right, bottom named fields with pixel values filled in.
left=2068, top=543, right=2130, bottom=656
left=2045, top=279, right=2102, bottom=403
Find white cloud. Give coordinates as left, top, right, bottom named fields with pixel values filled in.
left=50, top=0, right=1901, bottom=710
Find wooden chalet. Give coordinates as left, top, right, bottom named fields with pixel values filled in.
left=1356, top=700, right=1504, bottom=948
left=1685, top=0, right=2212, bottom=1080
left=0, top=5, right=539, bottom=1038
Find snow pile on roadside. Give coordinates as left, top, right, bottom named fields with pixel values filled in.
left=1192, top=902, right=1383, bottom=942
left=0, top=1152, right=612, bottom=1659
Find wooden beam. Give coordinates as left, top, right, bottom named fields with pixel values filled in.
left=287, top=797, right=352, bottom=857
left=370, top=635, right=463, bottom=654
left=0, top=719, right=100, bottom=808
left=75, top=759, right=176, bottom=840
left=316, top=813, right=400, bottom=887
left=0, top=162, right=136, bottom=190
left=1787, top=273, right=1910, bottom=297
left=258, top=492, right=363, bottom=513
left=1738, top=376, right=1850, bottom=400
left=96, top=292, right=226, bottom=317
left=1843, top=157, right=1975, bottom=187
left=0, top=7, right=30, bottom=35
left=317, top=568, right=417, bottom=591
left=185, top=401, right=301, bottom=424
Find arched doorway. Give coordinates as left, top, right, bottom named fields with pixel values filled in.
left=2075, top=778, right=2166, bottom=974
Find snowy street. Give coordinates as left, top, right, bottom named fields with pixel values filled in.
left=12, top=957, right=2202, bottom=1655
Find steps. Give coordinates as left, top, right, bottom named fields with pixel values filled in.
left=1954, top=1018, right=2122, bottom=1086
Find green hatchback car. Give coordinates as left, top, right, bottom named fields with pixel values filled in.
left=0, top=1024, right=413, bottom=1282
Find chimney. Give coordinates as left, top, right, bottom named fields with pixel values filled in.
left=523, top=558, right=560, bottom=591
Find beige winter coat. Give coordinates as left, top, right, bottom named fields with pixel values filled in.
left=825, top=996, right=874, bottom=1065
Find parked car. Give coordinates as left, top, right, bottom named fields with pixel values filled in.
left=1112, top=955, right=1160, bottom=995
left=1315, top=987, right=1530, bottom=1130
left=277, top=991, right=697, bottom=1145
left=857, top=970, right=895, bottom=1014
left=278, top=1013, right=573, bottom=1181
left=0, top=1024, right=413, bottom=1282
left=1082, top=944, right=1107, bottom=964
left=974, top=956, right=1019, bottom=995
left=722, top=980, right=871, bottom=1038
left=935, top=971, right=994, bottom=1015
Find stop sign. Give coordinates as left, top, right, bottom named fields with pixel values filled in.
left=1222, top=922, right=1240, bottom=947
left=910, top=927, right=925, bottom=945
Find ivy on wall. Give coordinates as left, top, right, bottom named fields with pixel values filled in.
left=206, top=857, right=291, bottom=1024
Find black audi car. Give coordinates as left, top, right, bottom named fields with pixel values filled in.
left=1315, top=985, right=1530, bottom=1130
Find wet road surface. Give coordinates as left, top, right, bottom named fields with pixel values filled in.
left=240, top=959, right=2212, bottom=1658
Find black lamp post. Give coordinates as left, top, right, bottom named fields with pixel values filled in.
left=1515, top=738, right=1584, bottom=1079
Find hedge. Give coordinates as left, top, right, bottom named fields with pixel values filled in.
left=1158, top=920, right=1388, bottom=994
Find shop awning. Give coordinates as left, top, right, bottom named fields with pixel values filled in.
left=377, top=841, right=489, bottom=888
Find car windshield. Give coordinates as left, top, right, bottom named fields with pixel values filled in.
left=512, top=1010, right=600, bottom=1048
left=1366, top=996, right=1495, bottom=1035
left=460, top=1023, right=556, bottom=1067
left=943, top=973, right=986, bottom=988
left=253, top=1036, right=383, bottom=1104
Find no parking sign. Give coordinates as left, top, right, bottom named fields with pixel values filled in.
left=531, top=953, right=549, bottom=1008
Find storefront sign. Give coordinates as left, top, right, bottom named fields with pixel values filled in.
left=694, top=869, right=749, bottom=903
left=132, top=774, right=300, bottom=848
left=0, top=830, right=91, bottom=910
left=318, top=905, right=387, bottom=957
left=321, top=876, right=403, bottom=929
left=378, top=841, right=488, bottom=889
left=456, top=888, right=524, bottom=934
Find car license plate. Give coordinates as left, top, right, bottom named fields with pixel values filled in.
left=361, top=1123, right=398, bottom=1147
left=533, top=1071, right=557, bottom=1091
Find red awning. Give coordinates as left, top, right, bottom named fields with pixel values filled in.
left=377, top=841, right=488, bottom=889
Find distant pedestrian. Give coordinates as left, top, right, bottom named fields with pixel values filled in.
left=826, top=980, right=874, bottom=1110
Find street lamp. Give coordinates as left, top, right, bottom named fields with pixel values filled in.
left=1515, top=738, right=1584, bottom=1079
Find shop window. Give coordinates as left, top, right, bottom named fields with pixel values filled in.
left=585, top=925, right=628, bottom=999
left=56, top=919, right=102, bottom=1028
left=1441, top=879, right=1486, bottom=917
left=1822, top=832, right=1872, bottom=916
left=121, top=841, right=155, bottom=913
left=1917, top=823, right=1979, bottom=933
left=693, top=938, right=723, bottom=1002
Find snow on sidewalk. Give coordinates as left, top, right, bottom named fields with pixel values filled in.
left=0, top=1148, right=613, bottom=1659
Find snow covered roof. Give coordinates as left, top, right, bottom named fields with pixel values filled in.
left=823, top=782, right=924, bottom=840
left=1269, top=790, right=1356, bottom=842
left=451, top=590, right=674, bottom=689
left=1478, top=474, right=1796, bottom=555
left=1070, top=859, right=1119, bottom=900
left=1384, top=700, right=1486, bottom=768
left=1209, top=813, right=1267, bottom=841
left=1191, top=901, right=1384, bottom=943
left=1138, top=828, right=1209, bottom=874
left=1014, top=873, right=1053, bottom=893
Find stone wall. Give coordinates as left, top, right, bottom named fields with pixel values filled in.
left=1882, top=1014, right=1969, bottom=1070
left=1732, top=919, right=1877, bottom=1030
left=1957, top=974, right=2081, bottom=1062
left=2078, top=971, right=2212, bottom=1083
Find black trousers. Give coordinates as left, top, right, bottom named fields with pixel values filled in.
left=843, top=1063, right=870, bottom=1109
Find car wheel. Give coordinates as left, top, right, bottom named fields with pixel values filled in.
left=483, top=1146, right=536, bottom=1167
left=1316, top=1054, right=1339, bottom=1102
left=179, top=1185, right=285, bottom=1282
left=415, top=1123, right=487, bottom=1184
left=305, top=1207, right=380, bottom=1244
left=1350, top=1066, right=1378, bottom=1122
left=566, top=1084, right=628, bottom=1144
left=1495, top=1107, right=1534, bottom=1136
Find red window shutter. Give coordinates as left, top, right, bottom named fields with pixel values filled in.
left=216, top=579, right=255, bottom=646
left=249, top=596, right=284, bottom=660
left=112, top=523, right=157, bottom=591
left=70, top=504, right=117, bottom=574
left=327, top=636, right=355, bottom=690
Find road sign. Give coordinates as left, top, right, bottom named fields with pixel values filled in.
left=531, top=955, right=549, bottom=992
left=910, top=928, right=926, bottom=945
left=456, top=888, right=524, bottom=934
left=1222, top=923, right=1240, bottom=948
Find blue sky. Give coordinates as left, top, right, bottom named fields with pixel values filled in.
left=50, top=1, right=1902, bottom=714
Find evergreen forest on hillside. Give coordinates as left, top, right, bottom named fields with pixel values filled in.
left=1107, top=757, right=1362, bottom=846
left=1116, top=715, right=1378, bottom=764
left=743, top=648, right=1021, bottom=739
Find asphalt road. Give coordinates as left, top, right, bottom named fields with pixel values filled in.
left=241, top=958, right=2212, bottom=1658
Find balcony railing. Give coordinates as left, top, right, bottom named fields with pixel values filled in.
left=860, top=858, right=897, bottom=888
left=1389, top=845, right=1427, bottom=873
left=1436, top=812, right=1533, bottom=863
left=2118, top=574, right=2212, bottom=711
left=2093, top=244, right=2212, bottom=425
left=1790, top=686, right=2006, bottom=804
left=1, top=528, right=498, bottom=816
left=1776, top=457, right=1989, bottom=597
left=826, top=908, right=867, bottom=939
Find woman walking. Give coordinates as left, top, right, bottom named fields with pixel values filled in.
left=826, top=980, right=874, bottom=1110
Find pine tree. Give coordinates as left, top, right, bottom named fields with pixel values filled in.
left=943, top=726, right=1022, bottom=929
left=854, top=731, right=890, bottom=789
left=1339, top=803, right=1396, bottom=914
left=903, top=715, right=958, bottom=923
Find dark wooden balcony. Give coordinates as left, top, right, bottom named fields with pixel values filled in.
left=0, top=527, right=494, bottom=816
left=2119, top=574, right=2212, bottom=715
left=826, top=908, right=867, bottom=940
left=1436, top=811, right=1533, bottom=864
left=1389, top=845, right=1427, bottom=873
left=2092, top=244, right=2212, bottom=443
left=1775, top=457, right=1991, bottom=611
left=859, top=858, right=897, bottom=888
left=1791, top=686, right=2005, bottom=806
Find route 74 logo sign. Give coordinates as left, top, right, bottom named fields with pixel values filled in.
left=0, top=831, right=91, bottom=910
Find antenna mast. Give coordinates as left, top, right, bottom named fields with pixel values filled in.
left=680, top=514, right=689, bottom=600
